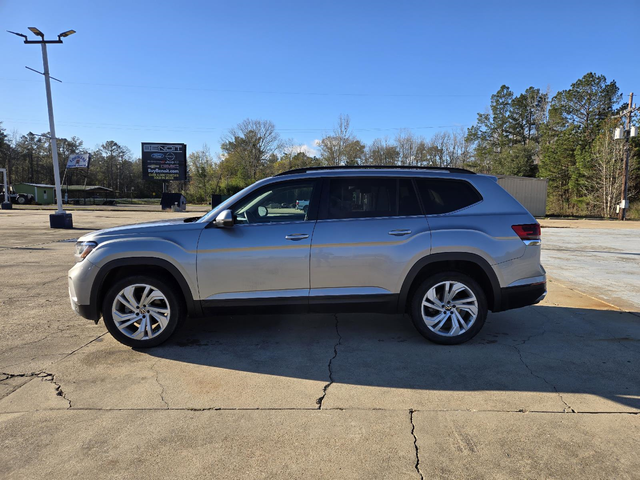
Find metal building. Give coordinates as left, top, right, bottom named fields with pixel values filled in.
left=13, top=183, right=56, bottom=205
left=495, top=175, right=548, bottom=217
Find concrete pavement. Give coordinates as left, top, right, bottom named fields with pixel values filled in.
left=1, top=210, right=639, bottom=479
left=540, top=219, right=640, bottom=312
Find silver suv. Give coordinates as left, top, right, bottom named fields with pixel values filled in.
left=68, top=167, right=546, bottom=348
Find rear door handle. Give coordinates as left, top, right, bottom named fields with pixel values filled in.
left=388, top=229, right=412, bottom=236
left=285, top=234, right=310, bottom=241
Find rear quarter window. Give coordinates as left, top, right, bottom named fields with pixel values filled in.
left=416, top=178, right=482, bottom=215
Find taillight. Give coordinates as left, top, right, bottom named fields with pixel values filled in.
left=512, top=224, right=541, bottom=244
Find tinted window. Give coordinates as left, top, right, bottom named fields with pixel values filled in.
left=325, top=178, right=422, bottom=219
left=398, top=179, right=422, bottom=216
left=233, top=181, right=315, bottom=224
left=416, top=179, right=482, bottom=215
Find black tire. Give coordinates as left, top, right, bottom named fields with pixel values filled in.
left=303, top=205, right=309, bottom=214
left=410, top=271, right=487, bottom=345
left=17, top=195, right=26, bottom=204
left=102, top=275, right=185, bottom=348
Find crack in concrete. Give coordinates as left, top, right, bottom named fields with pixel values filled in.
left=409, top=409, right=423, bottom=480
left=508, top=343, right=576, bottom=413
left=42, top=373, right=72, bottom=408
left=496, top=316, right=576, bottom=413
left=151, top=361, right=169, bottom=409
left=0, top=371, right=43, bottom=381
left=316, top=314, right=342, bottom=410
left=613, top=337, right=638, bottom=352
left=0, top=371, right=71, bottom=408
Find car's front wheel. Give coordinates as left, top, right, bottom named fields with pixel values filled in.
left=102, top=275, right=184, bottom=348
left=410, top=272, right=487, bottom=345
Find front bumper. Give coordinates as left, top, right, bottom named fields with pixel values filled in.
left=69, top=293, right=99, bottom=322
left=499, top=281, right=547, bottom=311
left=68, top=260, right=101, bottom=322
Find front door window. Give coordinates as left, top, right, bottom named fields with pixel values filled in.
left=234, top=182, right=315, bottom=224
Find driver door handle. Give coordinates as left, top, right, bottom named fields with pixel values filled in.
left=388, top=229, right=412, bottom=236
left=285, top=234, right=309, bottom=241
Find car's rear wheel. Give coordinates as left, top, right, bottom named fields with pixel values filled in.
left=410, top=272, right=487, bottom=345
left=16, top=195, right=26, bottom=204
left=102, top=275, right=184, bottom=348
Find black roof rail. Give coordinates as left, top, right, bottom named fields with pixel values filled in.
left=275, top=165, right=476, bottom=176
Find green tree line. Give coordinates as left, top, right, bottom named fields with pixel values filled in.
left=1, top=72, right=637, bottom=216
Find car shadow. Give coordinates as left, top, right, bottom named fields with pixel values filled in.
left=141, top=304, right=640, bottom=410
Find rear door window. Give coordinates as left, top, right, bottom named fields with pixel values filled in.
left=322, top=177, right=422, bottom=219
left=415, top=178, right=482, bottom=215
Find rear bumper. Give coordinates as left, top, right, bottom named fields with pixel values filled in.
left=498, top=281, right=547, bottom=311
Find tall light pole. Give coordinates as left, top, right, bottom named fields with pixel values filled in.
left=8, top=27, right=76, bottom=228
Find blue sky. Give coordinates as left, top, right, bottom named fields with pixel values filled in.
left=1, top=0, right=638, bottom=158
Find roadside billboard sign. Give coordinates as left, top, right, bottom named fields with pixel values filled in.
left=66, top=153, right=91, bottom=169
left=141, top=143, right=187, bottom=181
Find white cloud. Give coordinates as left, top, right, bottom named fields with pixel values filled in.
left=289, top=143, right=319, bottom=157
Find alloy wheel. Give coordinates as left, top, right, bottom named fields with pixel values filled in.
left=421, top=281, right=479, bottom=337
left=111, top=284, right=171, bottom=341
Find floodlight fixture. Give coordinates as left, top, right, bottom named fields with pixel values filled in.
left=58, top=30, right=76, bottom=38
left=28, top=27, right=44, bottom=38
left=7, top=30, right=28, bottom=41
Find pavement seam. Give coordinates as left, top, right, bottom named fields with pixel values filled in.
left=0, top=237, right=78, bottom=250
left=316, top=313, right=342, bottom=410
left=409, top=409, right=424, bottom=480
left=1, top=407, right=638, bottom=414
left=59, top=332, right=108, bottom=362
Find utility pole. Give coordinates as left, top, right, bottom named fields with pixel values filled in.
left=8, top=27, right=76, bottom=228
left=614, top=92, right=639, bottom=221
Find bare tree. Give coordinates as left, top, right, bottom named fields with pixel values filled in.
left=366, top=137, right=399, bottom=165
left=585, top=126, right=629, bottom=217
left=318, top=114, right=357, bottom=166
left=395, top=130, right=421, bottom=165
left=221, top=119, right=283, bottom=182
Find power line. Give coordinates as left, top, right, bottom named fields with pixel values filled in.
left=3, top=118, right=468, bottom=134
left=0, top=77, right=486, bottom=98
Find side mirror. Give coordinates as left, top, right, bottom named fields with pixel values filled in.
left=214, top=209, right=234, bottom=228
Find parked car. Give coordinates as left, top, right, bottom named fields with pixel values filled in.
left=68, top=166, right=546, bottom=348
left=296, top=199, right=310, bottom=213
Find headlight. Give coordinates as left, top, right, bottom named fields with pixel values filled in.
left=75, top=241, right=97, bottom=261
